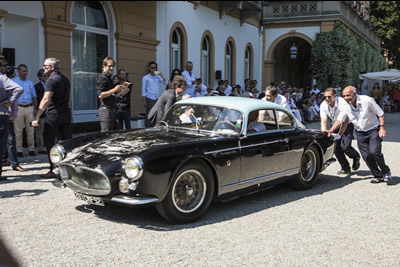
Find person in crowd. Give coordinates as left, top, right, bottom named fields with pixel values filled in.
left=370, top=82, right=382, bottom=107
left=355, top=84, right=362, bottom=95
left=34, top=69, right=47, bottom=154
left=242, top=79, right=250, bottom=94
left=230, top=85, right=241, bottom=96
left=310, top=84, right=320, bottom=95
left=326, top=86, right=392, bottom=184
left=12, top=64, right=37, bottom=157
left=97, top=57, right=129, bottom=132
left=179, top=106, right=195, bottom=123
left=31, top=58, right=72, bottom=179
left=0, top=55, right=23, bottom=181
left=195, top=78, right=207, bottom=96
left=249, top=80, right=259, bottom=98
left=241, top=83, right=255, bottom=98
left=205, top=85, right=214, bottom=96
left=390, top=86, right=400, bottom=110
left=224, top=80, right=232, bottom=96
left=261, top=86, right=290, bottom=109
left=147, top=76, right=189, bottom=126
left=286, top=92, right=303, bottom=122
left=141, top=61, right=167, bottom=127
left=216, top=80, right=226, bottom=96
left=115, top=69, right=133, bottom=130
left=167, top=68, right=181, bottom=90
left=320, top=87, right=360, bottom=175
left=181, top=61, right=197, bottom=97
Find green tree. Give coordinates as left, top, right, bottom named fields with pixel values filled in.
left=370, top=1, right=400, bottom=68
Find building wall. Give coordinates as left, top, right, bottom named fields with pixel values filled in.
left=156, top=1, right=262, bottom=91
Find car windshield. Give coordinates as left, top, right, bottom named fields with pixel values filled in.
left=157, top=104, right=244, bottom=135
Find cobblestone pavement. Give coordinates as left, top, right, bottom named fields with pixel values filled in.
left=1, top=114, right=400, bottom=266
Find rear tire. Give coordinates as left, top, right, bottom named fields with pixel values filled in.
left=156, top=160, right=214, bottom=224
left=288, top=146, right=320, bottom=190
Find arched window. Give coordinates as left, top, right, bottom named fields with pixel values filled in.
left=71, top=1, right=112, bottom=119
left=245, top=45, right=252, bottom=80
left=172, top=28, right=182, bottom=71
left=201, top=36, right=210, bottom=86
left=225, top=41, right=233, bottom=83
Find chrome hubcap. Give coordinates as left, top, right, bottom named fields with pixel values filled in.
left=172, top=169, right=207, bottom=213
left=301, top=150, right=316, bottom=182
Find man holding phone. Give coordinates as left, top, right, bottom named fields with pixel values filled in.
left=96, top=57, right=130, bottom=132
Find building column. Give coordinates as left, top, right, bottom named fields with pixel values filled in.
left=41, top=19, right=76, bottom=79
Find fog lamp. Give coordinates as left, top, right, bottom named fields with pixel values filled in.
left=119, top=178, right=129, bottom=193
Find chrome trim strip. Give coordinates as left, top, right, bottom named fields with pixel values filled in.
left=222, top=168, right=299, bottom=189
left=111, top=195, right=159, bottom=205
left=240, top=140, right=281, bottom=148
left=204, top=147, right=240, bottom=155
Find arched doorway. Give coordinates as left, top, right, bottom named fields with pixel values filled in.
left=265, top=33, right=313, bottom=89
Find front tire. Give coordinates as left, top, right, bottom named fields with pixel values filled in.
left=156, top=160, right=215, bottom=224
left=289, top=146, right=320, bottom=190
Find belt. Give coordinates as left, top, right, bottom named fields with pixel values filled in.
left=0, top=111, right=10, bottom=115
left=18, top=103, right=33, bottom=107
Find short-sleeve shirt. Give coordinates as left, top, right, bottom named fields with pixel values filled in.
left=337, top=95, right=384, bottom=132
left=320, top=96, right=347, bottom=121
left=45, top=71, right=71, bottom=115
left=96, top=72, right=116, bottom=109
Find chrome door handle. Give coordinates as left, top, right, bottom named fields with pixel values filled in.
left=279, top=138, right=289, bottom=143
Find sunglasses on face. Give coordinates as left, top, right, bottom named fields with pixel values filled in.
left=324, top=96, right=333, bottom=100
left=150, top=66, right=157, bottom=69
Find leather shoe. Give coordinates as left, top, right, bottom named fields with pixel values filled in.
left=40, top=172, right=57, bottom=178
left=337, top=169, right=351, bottom=175
left=13, top=165, right=26, bottom=172
left=352, top=156, right=361, bottom=171
left=17, top=152, right=24, bottom=158
left=29, top=151, right=36, bottom=156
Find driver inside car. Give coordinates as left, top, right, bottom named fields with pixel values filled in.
left=247, top=110, right=266, bottom=133
left=179, top=106, right=196, bottom=123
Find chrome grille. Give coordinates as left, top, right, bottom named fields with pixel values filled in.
left=59, top=164, right=111, bottom=196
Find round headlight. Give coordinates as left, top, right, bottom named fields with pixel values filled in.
left=49, top=144, right=65, bottom=164
left=124, top=157, right=143, bottom=180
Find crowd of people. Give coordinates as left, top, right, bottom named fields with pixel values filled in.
left=0, top=57, right=397, bottom=185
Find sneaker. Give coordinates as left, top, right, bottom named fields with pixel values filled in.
left=371, top=177, right=385, bottom=183
left=352, top=156, right=361, bottom=171
left=17, top=152, right=24, bottom=158
left=384, top=172, right=393, bottom=185
left=337, top=169, right=351, bottom=175
left=29, top=151, right=36, bottom=156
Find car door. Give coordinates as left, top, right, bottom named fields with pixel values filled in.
left=239, top=109, right=289, bottom=184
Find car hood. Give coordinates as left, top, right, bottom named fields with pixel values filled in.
left=60, top=128, right=215, bottom=170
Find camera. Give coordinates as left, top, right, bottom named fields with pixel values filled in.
left=5, top=65, right=15, bottom=78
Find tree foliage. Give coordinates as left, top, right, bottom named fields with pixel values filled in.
left=370, top=1, right=400, bottom=68
left=310, top=24, right=386, bottom=90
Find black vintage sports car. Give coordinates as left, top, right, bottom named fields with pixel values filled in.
left=51, top=97, right=335, bottom=224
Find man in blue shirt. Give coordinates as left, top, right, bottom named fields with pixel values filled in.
left=141, top=61, right=167, bottom=127
left=12, top=64, right=37, bottom=157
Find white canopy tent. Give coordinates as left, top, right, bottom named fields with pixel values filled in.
left=359, top=69, right=400, bottom=95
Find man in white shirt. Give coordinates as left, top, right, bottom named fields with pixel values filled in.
left=261, top=86, right=291, bottom=122
left=179, top=106, right=195, bottom=123
left=310, top=85, right=320, bottom=96
left=181, top=61, right=197, bottom=97
left=320, top=88, right=360, bottom=175
left=247, top=110, right=266, bottom=133
left=327, top=86, right=392, bottom=184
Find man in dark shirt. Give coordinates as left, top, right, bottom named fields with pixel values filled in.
left=32, top=58, right=72, bottom=178
left=34, top=68, right=47, bottom=154
left=96, top=57, right=129, bottom=132
left=115, top=69, right=132, bottom=129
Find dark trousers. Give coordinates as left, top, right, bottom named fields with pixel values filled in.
left=99, top=107, right=116, bottom=132
left=355, top=127, right=390, bottom=178
left=44, top=111, right=72, bottom=172
left=334, top=123, right=360, bottom=171
left=0, top=116, right=10, bottom=176
left=116, top=109, right=131, bottom=130
left=7, top=122, right=19, bottom=169
left=145, top=98, right=157, bottom=128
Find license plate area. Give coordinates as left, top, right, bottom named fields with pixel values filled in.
left=74, top=192, right=104, bottom=206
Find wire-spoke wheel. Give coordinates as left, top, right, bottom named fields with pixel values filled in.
left=289, top=146, right=320, bottom=190
left=157, top=160, right=214, bottom=224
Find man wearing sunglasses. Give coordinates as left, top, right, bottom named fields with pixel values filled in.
left=320, top=87, right=360, bottom=175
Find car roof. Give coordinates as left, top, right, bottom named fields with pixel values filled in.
left=177, top=96, right=287, bottom=114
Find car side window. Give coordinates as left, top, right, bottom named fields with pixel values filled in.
left=255, top=109, right=278, bottom=132
left=276, top=110, right=294, bottom=129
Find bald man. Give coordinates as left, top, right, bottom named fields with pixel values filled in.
left=327, top=86, right=392, bottom=185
